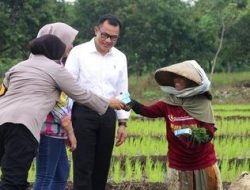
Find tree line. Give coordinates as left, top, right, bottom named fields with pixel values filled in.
left=0, top=0, right=249, bottom=77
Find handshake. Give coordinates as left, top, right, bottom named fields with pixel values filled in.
left=109, top=92, right=132, bottom=111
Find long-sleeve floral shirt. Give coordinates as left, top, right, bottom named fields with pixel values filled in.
left=40, top=92, right=73, bottom=139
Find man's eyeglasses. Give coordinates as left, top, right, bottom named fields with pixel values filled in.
left=98, top=27, right=119, bottom=42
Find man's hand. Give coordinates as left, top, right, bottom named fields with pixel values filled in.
left=109, top=97, right=125, bottom=110
left=115, top=125, right=127, bottom=146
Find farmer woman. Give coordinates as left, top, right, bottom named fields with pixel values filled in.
left=129, top=60, right=222, bottom=190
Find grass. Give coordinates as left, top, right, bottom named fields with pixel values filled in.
left=209, top=72, right=250, bottom=87
left=213, top=104, right=250, bottom=110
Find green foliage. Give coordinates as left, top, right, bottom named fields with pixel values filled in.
left=71, top=0, right=248, bottom=74
left=221, top=13, right=250, bottom=71
left=191, top=127, right=210, bottom=144
left=188, top=0, right=250, bottom=72
left=0, top=58, right=22, bottom=79
left=0, top=1, right=74, bottom=60
left=120, top=0, right=194, bottom=74
left=1, top=0, right=250, bottom=73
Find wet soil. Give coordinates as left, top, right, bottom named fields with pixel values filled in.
left=29, top=181, right=231, bottom=190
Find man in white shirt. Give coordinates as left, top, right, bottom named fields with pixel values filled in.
left=65, top=14, right=130, bottom=190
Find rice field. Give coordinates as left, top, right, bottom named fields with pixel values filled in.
left=25, top=104, right=250, bottom=189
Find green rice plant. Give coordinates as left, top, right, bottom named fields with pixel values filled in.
left=191, top=127, right=210, bottom=144
left=144, top=157, right=153, bottom=181
left=113, top=136, right=167, bottom=156
left=213, top=104, right=250, bottom=111
left=113, top=132, right=249, bottom=158
left=127, top=119, right=166, bottom=137
left=144, top=158, right=165, bottom=182
left=151, top=161, right=165, bottom=182
left=128, top=116, right=250, bottom=138
left=230, top=160, right=238, bottom=182
left=215, top=137, right=250, bottom=158
left=24, top=103, right=250, bottom=185
left=110, top=160, right=122, bottom=183
left=215, top=118, right=250, bottom=136
left=213, top=104, right=250, bottom=118
left=68, top=156, right=73, bottom=181
left=215, top=111, right=250, bottom=117
left=133, top=160, right=143, bottom=181
left=220, top=159, right=250, bottom=182
left=28, top=160, right=36, bottom=182
left=220, top=159, right=232, bottom=182
left=124, top=158, right=133, bottom=181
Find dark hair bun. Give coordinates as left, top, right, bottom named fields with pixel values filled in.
left=30, top=34, right=66, bottom=60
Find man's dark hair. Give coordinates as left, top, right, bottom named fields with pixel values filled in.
left=30, top=34, right=66, bottom=60
left=96, top=14, right=122, bottom=29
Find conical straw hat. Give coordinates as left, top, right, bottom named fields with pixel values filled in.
left=154, top=60, right=202, bottom=87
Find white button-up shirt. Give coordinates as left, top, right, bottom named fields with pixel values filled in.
left=65, top=38, right=130, bottom=119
